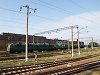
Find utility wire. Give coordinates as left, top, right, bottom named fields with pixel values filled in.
left=0, top=1, right=99, bottom=28
left=33, top=15, right=56, bottom=21
left=0, top=3, right=99, bottom=25
left=31, top=0, right=100, bottom=25
left=0, top=12, right=54, bottom=27
left=0, top=6, right=55, bottom=21
left=0, top=24, right=25, bottom=28
left=0, top=7, right=57, bottom=35
left=0, top=14, right=23, bottom=21
left=30, top=0, right=71, bottom=15
left=0, top=15, right=38, bottom=30
left=70, top=0, right=100, bottom=19
left=0, top=23, right=39, bottom=31
left=36, top=0, right=100, bottom=25
left=0, top=17, right=25, bottom=25
left=0, top=7, right=21, bottom=13
left=37, top=0, right=73, bottom=15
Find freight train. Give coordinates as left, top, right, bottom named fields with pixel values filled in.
left=7, top=43, right=84, bottom=53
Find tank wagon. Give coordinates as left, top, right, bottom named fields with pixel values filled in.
left=7, top=43, right=84, bottom=53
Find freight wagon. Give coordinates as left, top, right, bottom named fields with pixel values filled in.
left=7, top=43, right=84, bottom=53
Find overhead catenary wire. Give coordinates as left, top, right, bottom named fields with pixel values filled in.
left=36, top=0, right=100, bottom=25
left=34, top=25, right=78, bottom=57
left=0, top=1, right=99, bottom=25
left=0, top=6, right=56, bottom=31
left=73, top=26, right=87, bottom=36
left=0, top=15, right=38, bottom=29
left=70, top=0, right=100, bottom=19
left=30, top=0, right=72, bottom=15
left=0, top=7, right=21, bottom=13
left=0, top=6, right=55, bottom=21
left=0, top=1, right=100, bottom=37
left=31, top=0, right=100, bottom=24
left=34, top=25, right=78, bottom=35
left=36, top=0, right=73, bottom=14
left=34, top=15, right=56, bottom=21
left=0, top=17, right=25, bottom=25
left=0, top=2, right=100, bottom=25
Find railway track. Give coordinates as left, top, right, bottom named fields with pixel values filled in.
left=0, top=53, right=63, bottom=61
left=34, top=60, right=100, bottom=75
left=0, top=54, right=99, bottom=75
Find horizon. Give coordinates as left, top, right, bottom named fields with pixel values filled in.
left=0, top=0, right=100, bottom=40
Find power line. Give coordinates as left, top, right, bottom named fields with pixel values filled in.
left=0, top=11, right=55, bottom=29
left=20, top=0, right=37, bottom=62
left=33, top=15, right=56, bottom=21
left=37, top=0, right=73, bottom=15
left=34, top=25, right=78, bottom=35
left=0, top=14, right=53, bottom=31
left=31, top=0, right=100, bottom=24
left=70, top=0, right=100, bottom=19
left=0, top=17, right=25, bottom=25
left=30, top=0, right=71, bottom=15
left=0, top=7, right=21, bottom=13
left=0, top=3, right=100, bottom=25
left=36, top=0, right=100, bottom=25
left=0, top=6, right=55, bottom=21
left=34, top=25, right=78, bottom=57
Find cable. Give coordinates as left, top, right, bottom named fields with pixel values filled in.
left=36, top=0, right=100, bottom=25
left=30, top=0, right=71, bottom=15
left=34, top=25, right=78, bottom=35
left=0, top=24, right=38, bottom=31
left=0, top=1, right=99, bottom=35
left=31, top=0, right=100, bottom=26
left=0, top=7, right=56, bottom=33
left=0, top=7, right=21, bottom=13
left=33, top=15, right=56, bottom=21
left=37, top=0, right=73, bottom=15
left=0, top=15, right=38, bottom=30
left=70, top=0, right=100, bottom=19
left=0, top=6, right=55, bottom=21
left=0, top=17, right=25, bottom=25
left=0, top=3, right=99, bottom=25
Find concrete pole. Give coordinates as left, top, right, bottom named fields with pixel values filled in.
left=68, top=39, right=70, bottom=50
left=91, top=37, right=93, bottom=49
left=37, top=37, right=38, bottom=44
left=77, top=27, right=80, bottom=55
left=33, top=35, right=35, bottom=44
left=25, top=0, right=29, bottom=62
left=87, top=40, right=88, bottom=49
left=71, top=27, right=74, bottom=57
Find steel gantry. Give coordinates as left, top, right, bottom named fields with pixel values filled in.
left=34, top=25, right=78, bottom=57
left=34, top=25, right=78, bottom=35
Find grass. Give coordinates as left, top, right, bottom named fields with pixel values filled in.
left=79, top=67, right=100, bottom=75
left=0, top=47, right=100, bottom=68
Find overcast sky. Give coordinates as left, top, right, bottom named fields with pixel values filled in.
left=0, top=0, right=100, bottom=41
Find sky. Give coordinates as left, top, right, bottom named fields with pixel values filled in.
left=0, top=0, right=100, bottom=42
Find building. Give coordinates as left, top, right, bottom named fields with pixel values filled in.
left=69, top=40, right=84, bottom=46
left=0, top=32, right=84, bottom=50
left=0, top=32, right=57, bottom=46
left=56, top=39, right=68, bottom=46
